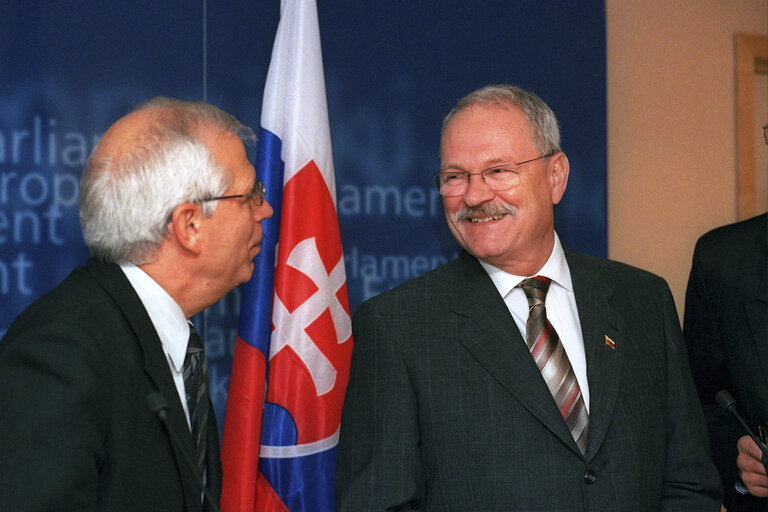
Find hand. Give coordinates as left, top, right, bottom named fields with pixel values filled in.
left=737, top=435, right=768, bottom=497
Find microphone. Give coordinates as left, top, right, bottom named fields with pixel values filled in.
left=715, top=390, right=768, bottom=474
left=145, top=392, right=220, bottom=512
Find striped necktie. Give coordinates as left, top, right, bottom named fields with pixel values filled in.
left=183, top=324, right=209, bottom=488
left=519, top=276, right=588, bottom=454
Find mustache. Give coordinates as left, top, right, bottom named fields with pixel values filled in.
left=455, top=203, right=518, bottom=223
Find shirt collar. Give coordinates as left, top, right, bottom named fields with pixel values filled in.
left=479, top=232, right=573, bottom=298
left=119, top=263, right=190, bottom=372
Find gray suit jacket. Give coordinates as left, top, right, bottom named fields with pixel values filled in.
left=0, top=258, right=221, bottom=511
left=337, top=249, right=721, bottom=511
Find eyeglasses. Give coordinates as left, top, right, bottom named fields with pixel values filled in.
left=198, top=179, right=266, bottom=206
left=433, top=152, right=555, bottom=197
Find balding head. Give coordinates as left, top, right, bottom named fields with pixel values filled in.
left=441, top=84, right=561, bottom=158
left=91, top=108, right=160, bottom=164
left=78, top=97, right=256, bottom=264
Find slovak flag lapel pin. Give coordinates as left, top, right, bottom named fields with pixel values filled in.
left=604, top=335, right=616, bottom=350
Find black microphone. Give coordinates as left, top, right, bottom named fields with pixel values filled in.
left=715, top=390, right=768, bottom=476
left=145, top=392, right=220, bottom=512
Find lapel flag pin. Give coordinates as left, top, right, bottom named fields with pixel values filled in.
left=604, top=335, right=616, bottom=350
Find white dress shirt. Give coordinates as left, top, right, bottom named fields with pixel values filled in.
left=120, top=263, right=193, bottom=428
left=479, top=233, right=590, bottom=411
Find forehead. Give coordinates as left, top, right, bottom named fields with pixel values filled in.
left=441, top=104, right=535, bottom=159
left=202, top=129, right=255, bottom=186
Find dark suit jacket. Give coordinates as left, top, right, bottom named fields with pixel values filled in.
left=684, top=213, right=768, bottom=512
left=337, top=249, right=722, bottom=511
left=0, top=258, right=221, bottom=511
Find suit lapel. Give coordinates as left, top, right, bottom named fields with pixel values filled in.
left=450, top=252, right=582, bottom=455
left=85, top=258, right=202, bottom=509
left=566, top=251, right=624, bottom=462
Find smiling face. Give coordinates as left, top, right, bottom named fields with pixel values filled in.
left=440, top=103, right=568, bottom=275
left=200, top=129, right=273, bottom=296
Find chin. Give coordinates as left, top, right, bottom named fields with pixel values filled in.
left=239, top=266, right=254, bottom=283
left=464, top=242, right=510, bottom=262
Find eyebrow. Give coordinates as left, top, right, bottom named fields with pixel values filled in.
left=237, top=176, right=259, bottom=196
left=441, top=159, right=514, bottom=173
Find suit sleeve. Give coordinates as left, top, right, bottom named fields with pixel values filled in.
left=659, top=280, right=723, bottom=510
left=336, top=299, right=424, bottom=511
left=683, top=239, right=754, bottom=510
left=0, top=321, right=110, bottom=511
left=683, top=239, right=730, bottom=404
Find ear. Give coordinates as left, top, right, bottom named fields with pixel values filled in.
left=548, top=152, right=569, bottom=205
left=168, top=202, right=205, bottom=255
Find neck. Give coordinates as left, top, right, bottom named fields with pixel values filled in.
left=480, top=235, right=555, bottom=277
left=139, top=260, right=203, bottom=319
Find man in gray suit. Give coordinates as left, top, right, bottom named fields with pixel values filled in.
left=336, top=84, right=722, bottom=511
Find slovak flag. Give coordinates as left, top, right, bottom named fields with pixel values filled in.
left=220, top=0, right=353, bottom=510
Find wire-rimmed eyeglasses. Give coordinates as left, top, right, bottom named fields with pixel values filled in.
left=198, top=179, right=266, bottom=206
left=433, top=152, right=554, bottom=197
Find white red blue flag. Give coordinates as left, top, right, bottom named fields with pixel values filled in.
left=220, top=1, right=353, bottom=510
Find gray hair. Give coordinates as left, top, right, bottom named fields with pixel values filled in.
left=441, top=84, right=561, bottom=155
left=79, top=97, right=257, bottom=264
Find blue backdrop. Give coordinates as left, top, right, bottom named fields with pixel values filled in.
left=0, top=1, right=606, bottom=433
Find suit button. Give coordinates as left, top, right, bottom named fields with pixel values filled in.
left=583, top=470, right=597, bottom=484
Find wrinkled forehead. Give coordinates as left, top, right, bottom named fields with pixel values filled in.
left=203, top=128, right=255, bottom=187
left=440, top=104, right=535, bottom=159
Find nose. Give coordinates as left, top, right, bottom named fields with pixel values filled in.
left=462, top=173, right=494, bottom=206
left=254, top=199, right=274, bottom=222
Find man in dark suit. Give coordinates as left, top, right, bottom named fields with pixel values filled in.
left=336, top=84, right=722, bottom=511
left=0, top=98, right=273, bottom=510
left=684, top=212, right=768, bottom=511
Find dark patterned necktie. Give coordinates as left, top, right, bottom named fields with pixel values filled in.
left=183, top=324, right=209, bottom=487
left=519, top=276, right=589, bottom=454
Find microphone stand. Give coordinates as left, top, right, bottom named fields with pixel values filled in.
left=146, top=392, right=221, bottom=512
left=716, top=390, right=768, bottom=510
